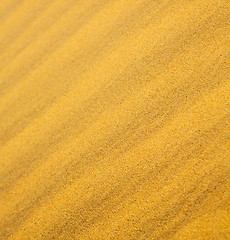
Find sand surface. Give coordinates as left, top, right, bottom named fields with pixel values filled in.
left=0, top=0, right=230, bottom=239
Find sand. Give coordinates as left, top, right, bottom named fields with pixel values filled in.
left=0, top=0, right=229, bottom=239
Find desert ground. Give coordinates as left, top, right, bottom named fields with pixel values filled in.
left=0, top=0, right=229, bottom=239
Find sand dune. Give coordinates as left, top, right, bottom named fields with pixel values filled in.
left=0, top=0, right=229, bottom=239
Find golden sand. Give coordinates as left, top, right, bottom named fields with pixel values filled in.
left=0, top=0, right=229, bottom=239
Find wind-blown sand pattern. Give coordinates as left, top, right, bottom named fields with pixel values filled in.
left=0, top=0, right=229, bottom=239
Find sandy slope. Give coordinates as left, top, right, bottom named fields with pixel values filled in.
left=0, top=0, right=229, bottom=239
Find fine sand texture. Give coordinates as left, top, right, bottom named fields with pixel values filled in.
left=0, top=0, right=229, bottom=239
